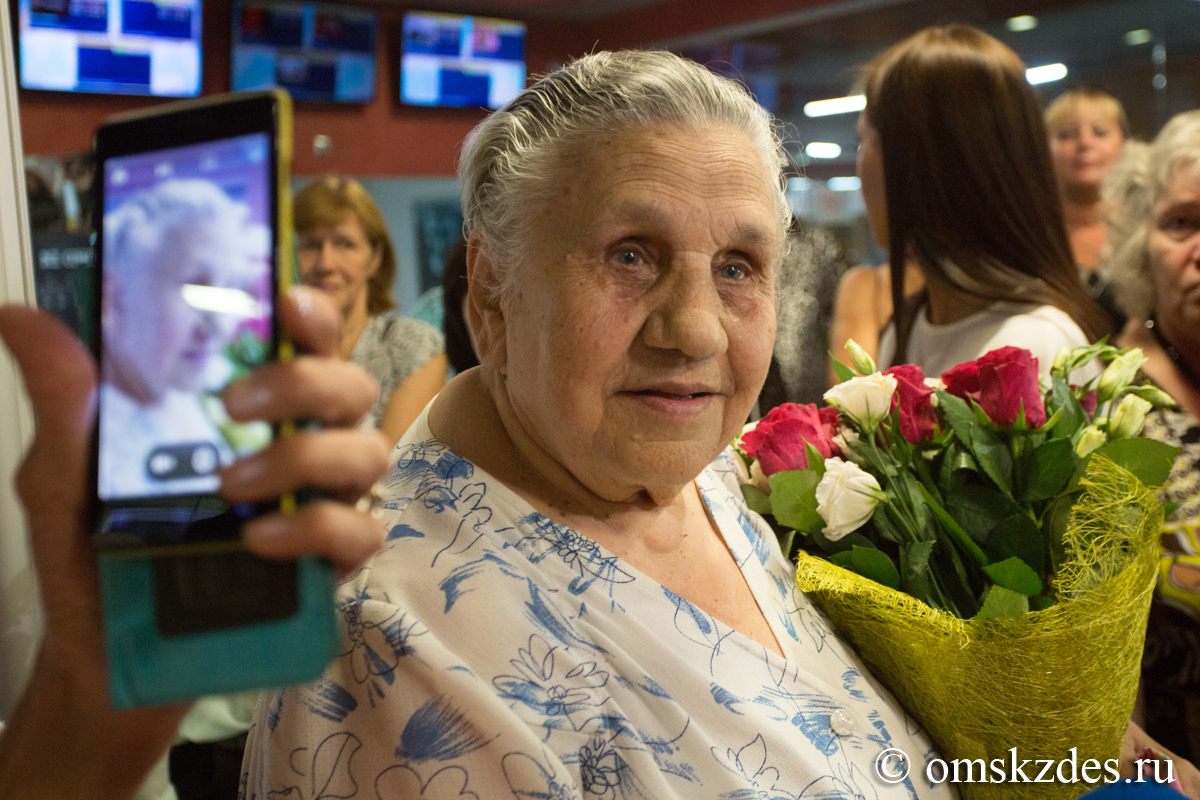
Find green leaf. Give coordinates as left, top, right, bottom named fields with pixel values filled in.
left=946, top=485, right=1022, bottom=546
left=936, top=389, right=978, bottom=449
left=982, top=556, right=1043, bottom=596
left=900, top=540, right=936, bottom=605
left=810, top=526, right=874, bottom=555
left=975, top=585, right=1030, bottom=620
left=986, top=512, right=1045, bottom=576
left=804, top=442, right=828, bottom=478
left=1163, top=500, right=1184, bottom=519
left=1019, top=437, right=1077, bottom=502
left=741, top=484, right=772, bottom=516
left=1029, top=595, right=1055, bottom=611
left=849, top=545, right=901, bottom=590
left=831, top=356, right=858, bottom=383
left=769, top=470, right=824, bottom=533
left=1043, top=492, right=1078, bottom=578
left=971, top=427, right=1014, bottom=495
left=1090, top=439, right=1180, bottom=488
left=938, top=442, right=979, bottom=488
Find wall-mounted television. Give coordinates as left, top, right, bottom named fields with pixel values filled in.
left=232, top=0, right=376, bottom=103
left=18, top=0, right=202, bottom=96
left=400, top=11, right=525, bottom=110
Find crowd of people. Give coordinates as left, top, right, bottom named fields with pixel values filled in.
left=2, top=21, right=1200, bottom=800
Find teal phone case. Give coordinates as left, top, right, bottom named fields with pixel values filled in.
left=99, top=554, right=338, bottom=709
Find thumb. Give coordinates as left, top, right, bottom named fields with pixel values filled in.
left=0, top=305, right=98, bottom=611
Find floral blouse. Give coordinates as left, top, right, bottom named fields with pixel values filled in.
left=240, top=412, right=955, bottom=800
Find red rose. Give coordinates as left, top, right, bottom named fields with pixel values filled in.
left=740, top=403, right=840, bottom=476
left=1072, top=385, right=1098, bottom=418
left=976, top=347, right=1046, bottom=427
left=884, top=364, right=937, bottom=443
left=942, top=359, right=981, bottom=399
left=819, top=406, right=841, bottom=441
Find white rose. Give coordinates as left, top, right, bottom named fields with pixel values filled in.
left=823, top=373, right=897, bottom=432
left=750, top=459, right=771, bottom=495
left=815, top=457, right=885, bottom=541
left=832, top=428, right=869, bottom=466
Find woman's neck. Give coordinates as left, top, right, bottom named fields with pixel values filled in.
left=340, top=295, right=371, bottom=360
left=1120, top=316, right=1200, bottom=420
left=428, top=369, right=693, bottom=538
left=921, top=274, right=995, bottom=326
left=1061, top=183, right=1104, bottom=216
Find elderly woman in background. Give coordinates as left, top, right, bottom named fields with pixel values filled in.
left=294, top=176, right=447, bottom=446
left=1107, top=110, right=1200, bottom=763
left=241, top=50, right=955, bottom=799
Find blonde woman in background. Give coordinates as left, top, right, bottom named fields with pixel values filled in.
left=295, top=176, right=447, bottom=447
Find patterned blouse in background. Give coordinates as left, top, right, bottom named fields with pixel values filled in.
left=239, top=411, right=956, bottom=800
left=350, top=313, right=445, bottom=431
left=1140, top=402, right=1200, bottom=763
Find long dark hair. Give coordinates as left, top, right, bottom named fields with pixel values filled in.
left=861, top=25, right=1112, bottom=362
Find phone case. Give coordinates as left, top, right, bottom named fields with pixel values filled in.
left=94, top=91, right=339, bottom=708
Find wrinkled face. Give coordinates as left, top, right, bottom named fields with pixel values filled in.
left=494, top=124, right=780, bottom=499
left=856, top=114, right=887, bottom=248
left=1149, top=163, right=1200, bottom=332
left=106, top=221, right=247, bottom=400
left=297, top=213, right=381, bottom=317
left=1049, top=100, right=1126, bottom=191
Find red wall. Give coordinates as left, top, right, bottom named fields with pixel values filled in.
left=17, top=0, right=837, bottom=175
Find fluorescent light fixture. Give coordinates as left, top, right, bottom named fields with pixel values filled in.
left=803, top=94, right=866, bottom=118
left=1125, top=29, right=1153, bottom=46
left=181, top=284, right=265, bottom=318
left=804, top=142, right=842, bottom=159
left=1026, top=63, right=1068, bottom=85
left=1006, top=15, right=1038, bottom=31
left=787, top=177, right=814, bottom=192
left=827, top=176, right=861, bottom=192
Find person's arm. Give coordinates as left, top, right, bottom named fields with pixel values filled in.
left=829, top=266, right=885, bottom=385
left=377, top=353, right=448, bottom=449
left=0, top=288, right=388, bottom=800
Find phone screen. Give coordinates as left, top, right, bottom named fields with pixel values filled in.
left=97, top=132, right=275, bottom=502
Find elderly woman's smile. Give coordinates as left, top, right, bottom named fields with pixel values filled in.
left=486, top=123, right=780, bottom=503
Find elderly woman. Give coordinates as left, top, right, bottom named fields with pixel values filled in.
left=240, top=51, right=953, bottom=798
left=1107, top=110, right=1200, bottom=763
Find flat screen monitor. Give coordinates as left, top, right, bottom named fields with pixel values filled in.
left=18, top=0, right=202, bottom=96
left=400, top=11, right=525, bottom=109
left=232, top=0, right=376, bottom=103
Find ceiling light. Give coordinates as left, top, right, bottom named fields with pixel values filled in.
left=805, top=142, right=842, bottom=159
left=1006, top=15, right=1038, bottom=32
left=1026, top=63, right=1068, bottom=85
left=787, top=177, right=814, bottom=192
left=1124, top=29, right=1153, bottom=46
left=803, top=94, right=866, bottom=118
left=827, top=177, right=861, bottom=191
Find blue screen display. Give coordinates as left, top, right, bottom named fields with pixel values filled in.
left=400, top=11, right=526, bottom=110
left=232, top=0, right=376, bottom=103
left=19, top=0, right=201, bottom=96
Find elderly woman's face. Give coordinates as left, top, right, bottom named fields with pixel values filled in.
left=494, top=124, right=780, bottom=499
left=1149, top=164, right=1200, bottom=331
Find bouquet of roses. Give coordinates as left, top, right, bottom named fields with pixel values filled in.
left=739, top=341, right=1177, bottom=619
left=737, top=342, right=1179, bottom=799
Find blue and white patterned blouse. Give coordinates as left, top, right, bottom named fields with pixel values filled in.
left=240, top=411, right=956, bottom=800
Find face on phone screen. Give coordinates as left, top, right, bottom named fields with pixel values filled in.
left=98, top=133, right=273, bottom=502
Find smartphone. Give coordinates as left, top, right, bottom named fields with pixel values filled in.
left=90, top=91, right=336, bottom=708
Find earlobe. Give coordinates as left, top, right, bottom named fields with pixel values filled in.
left=465, top=235, right=507, bottom=371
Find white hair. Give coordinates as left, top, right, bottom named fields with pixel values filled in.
left=1106, top=110, right=1200, bottom=319
left=458, top=49, right=792, bottom=299
left=104, top=178, right=250, bottom=290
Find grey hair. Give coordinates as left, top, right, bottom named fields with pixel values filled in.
left=1106, top=110, right=1200, bottom=319
left=105, top=178, right=249, bottom=290
left=458, top=49, right=792, bottom=298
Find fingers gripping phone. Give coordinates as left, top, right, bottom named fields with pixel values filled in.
left=90, top=91, right=336, bottom=708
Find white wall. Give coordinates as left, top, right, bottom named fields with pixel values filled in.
left=0, top=0, right=38, bottom=720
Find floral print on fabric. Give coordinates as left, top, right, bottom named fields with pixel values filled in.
left=240, top=413, right=956, bottom=799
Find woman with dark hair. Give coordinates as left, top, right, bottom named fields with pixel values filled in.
left=439, top=234, right=480, bottom=374
left=864, top=25, right=1112, bottom=374
left=295, top=176, right=447, bottom=446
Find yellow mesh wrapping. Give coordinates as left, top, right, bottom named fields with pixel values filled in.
left=794, top=456, right=1162, bottom=799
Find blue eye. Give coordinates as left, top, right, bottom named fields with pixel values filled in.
left=720, top=263, right=747, bottom=280
left=615, top=249, right=643, bottom=266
